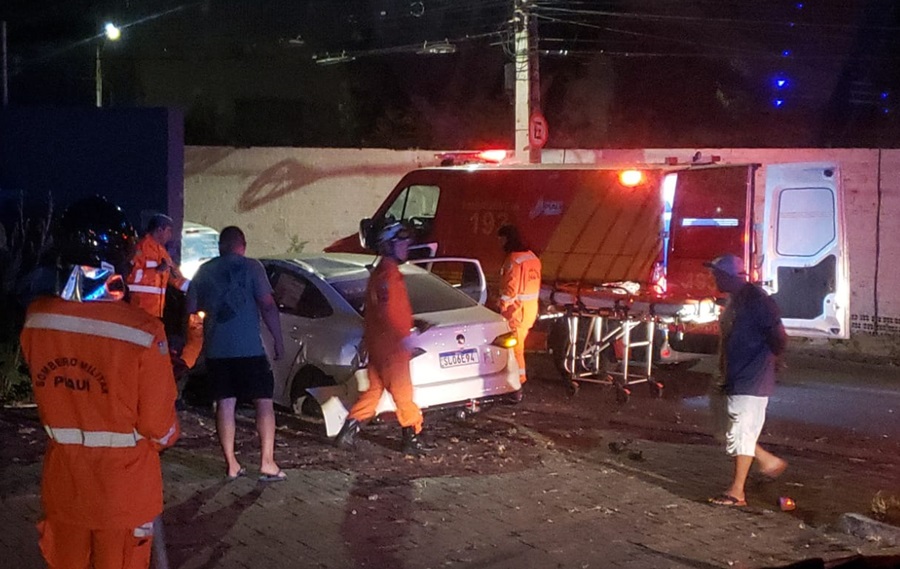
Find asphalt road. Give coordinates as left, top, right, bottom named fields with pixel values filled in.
left=680, top=354, right=900, bottom=439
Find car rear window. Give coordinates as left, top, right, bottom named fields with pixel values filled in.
left=405, top=273, right=477, bottom=314
left=183, top=232, right=219, bottom=261
left=329, top=272, right=476, bottom=316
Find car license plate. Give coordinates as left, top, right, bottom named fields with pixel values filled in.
left=439, top=348, right=479, bottom=368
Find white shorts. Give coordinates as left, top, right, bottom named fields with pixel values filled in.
left=725, top=395, right=769, bottom=457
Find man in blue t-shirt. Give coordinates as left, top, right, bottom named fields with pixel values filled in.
left=706, top=254, right=787, bottom=507
left=187, top=226, right=286, bottom=482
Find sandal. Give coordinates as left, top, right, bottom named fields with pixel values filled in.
left=709, top=494, right=747, bottom=507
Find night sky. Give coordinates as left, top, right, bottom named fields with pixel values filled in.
left=2, top=0, right=898, bottom=148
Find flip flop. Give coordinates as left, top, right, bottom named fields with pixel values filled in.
left=258, top=470, right=287, bottom=483
left=226, top=467, right=246, bottom=481
left=709, top=494, right=747, bottom=507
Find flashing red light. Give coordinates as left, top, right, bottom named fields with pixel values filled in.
left=618, top=169, right=644, bottom=187
left=477, top=150, right=508, bottom=163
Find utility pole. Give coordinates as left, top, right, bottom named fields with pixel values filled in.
left=513, top=0, right=542, bottom=164
left=95, top=44, right=102, bottom=107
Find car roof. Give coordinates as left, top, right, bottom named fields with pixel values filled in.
left=265, top=253, right=428, bottom=282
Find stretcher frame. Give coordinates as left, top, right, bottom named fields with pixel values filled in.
left=545, top=285, right=700, bottom=401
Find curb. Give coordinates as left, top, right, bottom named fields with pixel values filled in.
left=839, top=513, right=900, bottom=547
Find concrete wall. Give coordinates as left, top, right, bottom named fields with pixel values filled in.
left=184, top=147, right=439, bottom=255
left=184, top=146, right=900, bottom=354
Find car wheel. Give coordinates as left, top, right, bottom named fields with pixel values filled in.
left=289, top=367, right=334, bottom=418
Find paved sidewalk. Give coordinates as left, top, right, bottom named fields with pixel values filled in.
left=3, top=404, right=899, bottom=569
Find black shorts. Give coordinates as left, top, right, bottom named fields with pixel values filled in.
left=207, top=356, right=275, bottom=402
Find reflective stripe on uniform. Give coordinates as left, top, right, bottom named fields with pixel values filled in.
left=153, top=422, right=178, bottom=446
left=128, top=284, right=166, bottom=295
left=44, top=425, right=144, bottom=448
left=145, top=260, right=159, bottom=268
left=513, top=252, right=539, bottom=264
left=25, top=313, right=154, bottom=348
left=501, top=292, right=538, bottom=302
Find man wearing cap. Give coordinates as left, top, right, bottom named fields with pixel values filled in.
left=705, top=253, right=788, bottom=507
left=127, top=214, right=190, bottom=319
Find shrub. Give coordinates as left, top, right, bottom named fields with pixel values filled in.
left=0, top=195, right=54, bottom=404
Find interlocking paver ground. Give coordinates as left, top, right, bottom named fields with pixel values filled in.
left=3, top=354, right=899, bottom=568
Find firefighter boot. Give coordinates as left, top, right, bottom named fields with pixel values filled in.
left=401, top=427, right=433, bottom=456
left=334, top=419, right=361, bottom=449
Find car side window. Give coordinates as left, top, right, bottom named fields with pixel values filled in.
left=270, top=268, right=333, bottom=319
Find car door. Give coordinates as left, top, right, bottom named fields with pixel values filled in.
left=761, top=163, right=849, bottom=339
left=265, top=262, right=335, bottom=403
left=408, top=257, right=488, bottom=305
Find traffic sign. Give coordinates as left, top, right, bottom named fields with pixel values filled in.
left=529, top=112, right=548, bottom=149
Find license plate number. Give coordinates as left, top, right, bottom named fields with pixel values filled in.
left=439, top=348, right=479, bottom=368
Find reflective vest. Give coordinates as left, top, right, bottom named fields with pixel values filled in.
left=20, top=296, right=180, bottom=529
left=127, top=234, right=190, bottom=318
left=499, top=250, right=542, bottom=330
left=364, top=257, right=413, bottom=360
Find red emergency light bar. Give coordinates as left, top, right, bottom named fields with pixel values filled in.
left=436, top=150, right=509, bottom=166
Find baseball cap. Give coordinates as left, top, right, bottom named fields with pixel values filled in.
left=704, top=254, right=746, bottom=277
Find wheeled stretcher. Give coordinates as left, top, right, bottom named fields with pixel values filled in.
left=542, top=283, right=717, bottom=401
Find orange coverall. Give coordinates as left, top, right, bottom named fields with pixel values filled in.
left=127, top=234, right=190, bottom=318
left=348, top=257, right=424, bottom=433
left=20, top=296, right=180, bottom=569
left=499, top=250, right=542, bottom=384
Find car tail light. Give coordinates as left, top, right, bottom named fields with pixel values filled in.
left=492, top=332, right=517, bottom=349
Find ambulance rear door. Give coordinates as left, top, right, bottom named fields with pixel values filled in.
left=761, top=163, right=849, bottom=339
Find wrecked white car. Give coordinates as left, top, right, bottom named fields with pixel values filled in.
left=260, top=253, right=520, bottom=435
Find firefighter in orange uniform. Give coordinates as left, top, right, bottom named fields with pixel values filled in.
left=127, top=213, right=189, bottom=318
left=20, top=196, right=180, bottom=569
left=497, top=224, right=542, bottom=401
left=334, top=220, right=432, bottom=455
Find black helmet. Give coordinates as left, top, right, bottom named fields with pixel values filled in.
left=57, top=196, right=137, bottom=275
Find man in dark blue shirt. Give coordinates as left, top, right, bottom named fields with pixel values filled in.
left=706, top=254, right=788, bottom=507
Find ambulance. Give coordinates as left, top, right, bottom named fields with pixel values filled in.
left=326, top=159, right=848, bottom=397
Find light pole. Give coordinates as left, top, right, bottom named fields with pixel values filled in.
left=95, top=22, right=121, bottom=107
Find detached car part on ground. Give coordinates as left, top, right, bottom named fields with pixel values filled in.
left=245, top=253, right=520, bottom=436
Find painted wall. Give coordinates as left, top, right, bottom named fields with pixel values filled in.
left=184, top=146, right=900, bottom=347
left=184, top=147, right=439, bottom=255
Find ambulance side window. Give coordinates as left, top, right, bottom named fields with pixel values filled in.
left=384, top=185, right=440, bottom=230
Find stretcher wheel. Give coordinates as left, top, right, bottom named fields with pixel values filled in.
left=649, top=380, right=664, bottom=399
left=615, top=385, right=631, bottom=404
left=568, top=381, right=580, bottom=396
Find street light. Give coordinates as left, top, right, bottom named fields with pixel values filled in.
left=96, top=22, right=121, bottom=107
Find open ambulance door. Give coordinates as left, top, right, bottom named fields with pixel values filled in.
left=409, top=257, right=488, bottom=305
left=761, top=163, right=849, bottom=339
